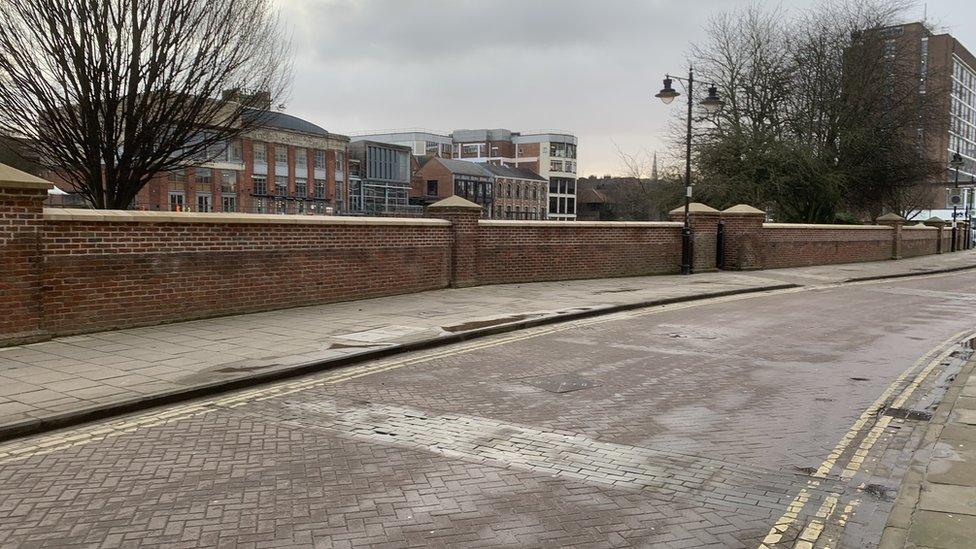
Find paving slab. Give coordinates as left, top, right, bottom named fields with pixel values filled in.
left=0, top=250, right=973, bottom=442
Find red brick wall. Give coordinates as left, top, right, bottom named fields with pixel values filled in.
left=0, top=187, right=966, bottom=344
left=0, top=186, right=47, bottom=343
left=475, top=221, right=683, bottom=284
left=759, top=225, right=893, bottom=268
left=39, top=214, right=452, bottom=335
left=901, top=227, right=940, bottom=258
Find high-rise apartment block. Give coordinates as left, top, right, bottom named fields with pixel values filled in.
left=870, top=22, right=976, bottom=216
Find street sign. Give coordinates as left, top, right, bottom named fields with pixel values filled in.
left=947, top=188, right=964, bottom=208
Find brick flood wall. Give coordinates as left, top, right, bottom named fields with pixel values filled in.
left=39, top=211, right=452, bottom=335
left=758, top=224, right=894, bottom=269
left=0, top=172, right=966, bottom=344
left=900, top=226, right=941, bottom=258
left=476, top=220, right=683, bottom=284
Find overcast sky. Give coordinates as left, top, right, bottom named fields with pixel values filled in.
left=276, top=0, right=976, bottom=177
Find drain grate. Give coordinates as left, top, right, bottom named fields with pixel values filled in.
left=523, top=373, right=599, bottom=394
left=883, top=407, right=933, bottom=421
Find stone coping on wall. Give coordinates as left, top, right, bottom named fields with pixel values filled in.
left=762, top=222, right=891, bottom=230
left=43, top=208, right=451, bottom=226
left=479, top=220, right=684, bottom=228
left=903, top=224, right=938, bottom=230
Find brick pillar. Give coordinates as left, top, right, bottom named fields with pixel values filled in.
left=668, top=202, right=721, bottom=273
left=0, top=164, right=53, bottom=346
left=923, top=217, right=947, bottom=254
left=876, top=213, right=905, bottom=260
left=719, top=204, right=766, bottom=270
left=426, top=195, right=483, bottom=288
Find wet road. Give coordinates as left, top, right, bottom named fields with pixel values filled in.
left=1, top=270, right=976, bottom=548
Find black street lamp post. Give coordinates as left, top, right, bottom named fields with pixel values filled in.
left=655, top=68, right=724, bottom=275
left=950, top=152, right=963, bottom=252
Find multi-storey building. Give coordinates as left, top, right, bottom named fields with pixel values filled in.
left=347, top=140, right=419, bottom=216
left=867, top=22, right=976, bottom=218
left=413, top=158, right=494, bottom=215
left=355, top=128, right=578, bottom=220
left=130, top=110, right=350, bottom=214
left=352, top=130, right=454, bottom=158
left=481, top=164, right=547, bottom=220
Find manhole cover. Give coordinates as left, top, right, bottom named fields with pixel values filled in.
left=524, top=374, right=598, bottom=394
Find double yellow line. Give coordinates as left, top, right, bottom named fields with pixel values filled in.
left=759, top=329, right=972, bottom=549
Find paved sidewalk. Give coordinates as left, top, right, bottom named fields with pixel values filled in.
left=881, top=345, right=976, bottom=549
left=1, top=251, right=975, bottom=440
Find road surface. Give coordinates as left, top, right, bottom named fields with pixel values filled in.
left=1, top=270, right=975, bottom=548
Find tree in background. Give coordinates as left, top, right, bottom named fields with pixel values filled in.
left=0, top=0, right=291, bottom=209
left=687, top=0, right=945, bottom=222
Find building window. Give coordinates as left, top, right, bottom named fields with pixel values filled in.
left=275, top=176, right=287, bottom=196
left=197, top=193, right=212, bottom=212
left=168, top=192, right=186, bottom=212
left=220, top=170, right=237, bottom=193
left=507, top=184, right=512, bottom=198
left=335, top=180, right=345, bottom=213
left=295, top=148, right=307, bottom=170
left=549, top=180, right=558, bottom=193
left=274, top=146, right=287, bottom=165
left=515, top=185, right=521, bottom=198
left=274, top=199, right=287, bottom=214
left=427, top=180, right=438, bottom=196
left=253, top=175, right=267, bottom=195
left=222, top=195, right=236, bottom=212
left=314, top=150, right=326, bottom=169
left=314, top=179, right=326, bottom=199
left=295, top=178, right=308, bottom=198
left=253, top=198, right=267, bottom=214
left=168, top=170, right=187, bottom=183
left=549, top=196, right=557, bottom=213
left=550, top=160, right=563, bottom=172
left=532, top=186, right=538, bottom=200
left=253, top=142, right=267, bottom=163
left=196, top=168, right=212, bottom=189
left=296, top=199, right=305, bottom=214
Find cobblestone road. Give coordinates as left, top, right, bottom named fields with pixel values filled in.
left=1, top=271, right=975, bottom=548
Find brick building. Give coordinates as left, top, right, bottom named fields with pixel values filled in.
left=355, top=128, right=578, bottom=220
left=481, top=164, right=547, bottom=220
left=865, top=22, right=976, bottom=218
left=413, top=158, right=494, bottom=215
left=128, top=110, right=351, bottom=215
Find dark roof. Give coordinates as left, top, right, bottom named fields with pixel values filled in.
left=577, top=188, right=608, bottom=204
left=436, top=158, right=492, bottom=178
left=243, top=109, right=331, bottom=137
left=480, top=163, right=547, bottom=181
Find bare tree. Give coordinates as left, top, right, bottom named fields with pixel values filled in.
left=610, top=144, right=684, bottom=220
left=686, top=0, right=945, bottom=222
left=0, top=0, right=291, bottom=209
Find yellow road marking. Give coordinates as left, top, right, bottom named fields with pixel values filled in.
left=758, top=330, right=971, bottom=548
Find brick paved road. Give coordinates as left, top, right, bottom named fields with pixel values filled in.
left=1, top=271, right=976, bottom=548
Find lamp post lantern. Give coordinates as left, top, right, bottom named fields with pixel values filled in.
left=655, top=68, right=723, bottom=275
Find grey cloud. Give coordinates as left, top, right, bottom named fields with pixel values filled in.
left=275, top=0, right=976, bottom=176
